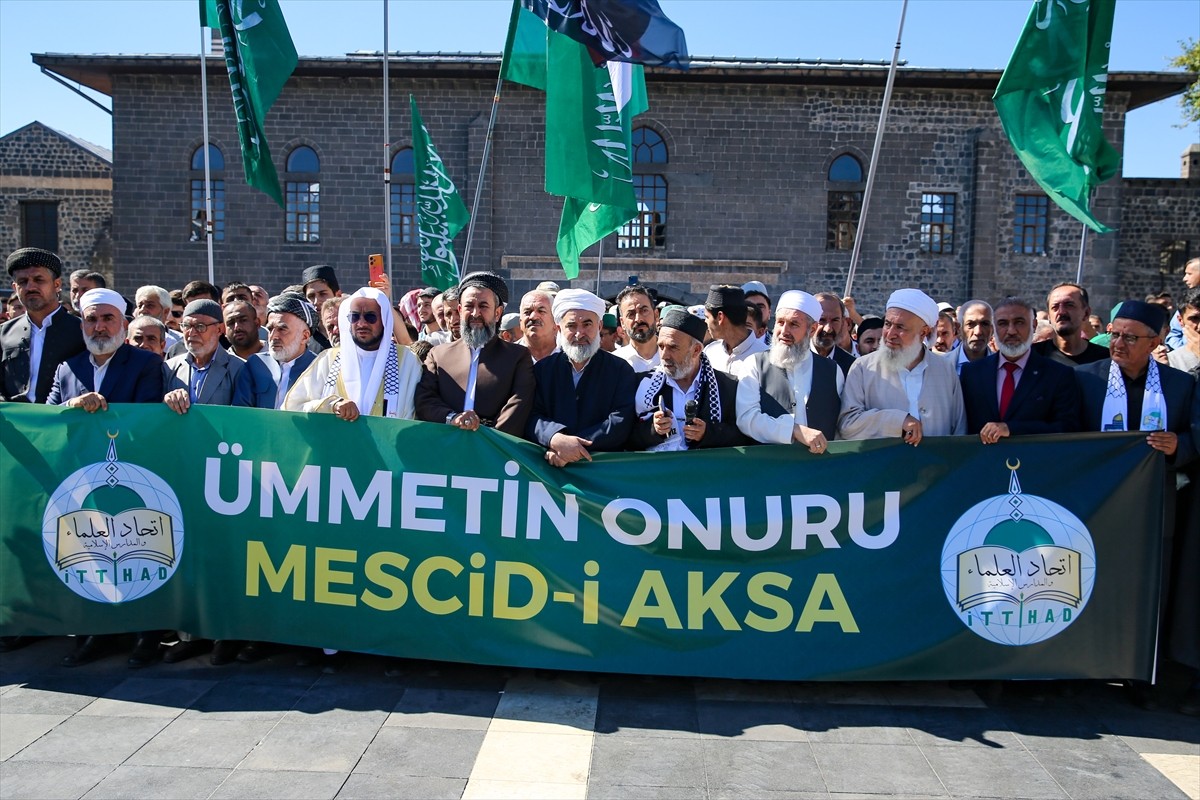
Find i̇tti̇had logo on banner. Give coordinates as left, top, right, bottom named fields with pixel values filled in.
left=41, top=432, right=185, bottom=603
left=940, top=460, right=1096, bottom=646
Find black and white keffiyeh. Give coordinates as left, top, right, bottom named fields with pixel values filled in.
left=323, top=339, right=404, bottom=418
left=640, top=352, right=723, bottom=420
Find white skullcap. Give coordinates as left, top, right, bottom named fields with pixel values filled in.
left=552, top=288, right=605, bottom=324
left=775, top=290, right=822, bottom=324
left=78, top=288, right=126, bottom=314
left=887, top=288, right=939, bottom=328
left=936, top=301, right=954, bottom=313
left=742, top=280, right=769, bottom=299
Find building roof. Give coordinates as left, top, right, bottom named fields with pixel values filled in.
left=0, top=120, right=113, bottom=164
left=32, top=52, right=1194, bottom=112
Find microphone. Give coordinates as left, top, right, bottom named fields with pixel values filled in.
left=684, top=399, right=698, bottom=426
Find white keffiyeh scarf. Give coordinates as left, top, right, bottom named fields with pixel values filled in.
left=1100, top=358, right=1167, bottom=432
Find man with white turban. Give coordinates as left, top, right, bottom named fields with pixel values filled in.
left=735, top=290, right=844, bottom=453
left=525, top=289, right=638, bottom=466
left=283, top=287, right=422, bottom=419
left=838, top=288, right=966, bottom=444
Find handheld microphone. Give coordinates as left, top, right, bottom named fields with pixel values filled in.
left=684, top=399, right=699, bottom=426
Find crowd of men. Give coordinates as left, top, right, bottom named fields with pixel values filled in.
left=1, top=246, right=1198, bottom=714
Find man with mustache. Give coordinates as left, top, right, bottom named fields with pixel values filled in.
left=1032, top=282, right=1108, bottom=367
left=518, top=288, right=559, bottom=363
left=959, top=297, right=1079, bottom=445
left=612, top=284, right=661, bottom=372
left=45, top=287, right=166, bottom=668
left=811, top=291, right=856, bottom=377
left=736, top=290, right=843, bottom=453
left=954, top=300, right=994, bottom=375
left=415, top=271, right=535, bottom=437
left=284, top=287, right=421, bottom=420
left=525, top=289, right=637, bottom=466
left=629, top=306, right=750, bottom=452
left=838, top=288, right=966, bottom=445
left=1, top=248, right=85, bottom=403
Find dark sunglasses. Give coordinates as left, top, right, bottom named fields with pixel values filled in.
left=348, top=311, right=380, bottom=324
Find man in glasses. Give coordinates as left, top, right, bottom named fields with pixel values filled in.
left=284, top=286, right=422, bottom=420
left=162, top=299, right=247, bottom=412
left=415, top=271, right=535, bottom=436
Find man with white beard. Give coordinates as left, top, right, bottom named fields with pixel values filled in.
left=253, top=293, right=317, bottom=409
left=284, top=287, right=422, bottom=420
left=735, top=290, right=844, bottom=452
left=525, top=289, right=637, bottom=466
left=628, top=306, right=750, bottom=452
left=959, top=297, right=1079, bottom=444
left=838, top=288, right=966, bottom=444
left=48, top=287, right=164, bottom=409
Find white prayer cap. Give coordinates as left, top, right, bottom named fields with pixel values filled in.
left=78, top=288, right=126, bottom=314
left=886, top=288, right=939, bottom=328
left=775, top=290, right=821, bottom=324
left=686, top=304, right=706, bottom=320
left=552, top=288, right=605, bottom=324
left=936, top=301, right=954, bottom=313
left=742, top=280, right=770, bottom=299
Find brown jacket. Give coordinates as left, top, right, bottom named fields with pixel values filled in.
left=415, top=336, right=536, bottom=436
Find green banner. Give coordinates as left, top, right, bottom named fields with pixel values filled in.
left=0, top=405, right=1163, bottom=681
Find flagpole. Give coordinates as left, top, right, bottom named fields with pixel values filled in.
left=383, top=0, right=393, bottom=280
left=843, top=0, right=909, bottom=298
left=595, top=239, right=604, bottom=295
left=200, top=26, right=215, bottom=286
left=1075, top=223, right=1088, bottom=284
left=461, top=70, right=504, bottom=277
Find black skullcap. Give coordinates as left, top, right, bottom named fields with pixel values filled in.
left=267, top=291, right=317, bottom=330
left=857, top=315, right=884, bottom=333
left=183, top=299, right=223, bottom=321
left=704, top=285, right=746, bottom=311
left=459, top=271, right=509, bottom=306
left=301, top=264, right=338, bottom=289
left=6, top=247, right=63, bottom=278
left=1113, top=300, right=1167, bottom=334
left=660, top=306, right=708, bottom=343
left=418, top=286, right=440, bottom=299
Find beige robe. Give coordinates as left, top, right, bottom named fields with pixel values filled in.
left=283, top=345, right=422, bottom=419
left=837, top=348, right=966, bottom=440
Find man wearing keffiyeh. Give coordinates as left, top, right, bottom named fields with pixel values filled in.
left=283, top=287, right=422, bottom=420
left=628, top=306, right=750, bottom=452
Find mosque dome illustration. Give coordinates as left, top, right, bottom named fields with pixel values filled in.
left=42, top=433, right=185, bottom=604
left=940, top=460, right=1095, bottom=646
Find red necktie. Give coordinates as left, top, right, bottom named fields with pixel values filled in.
left=999, top=362, right=1017, bottom=419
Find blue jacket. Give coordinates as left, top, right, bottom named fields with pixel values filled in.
left=46, top=343, right=164, bottom=405
left=526, top=349, right=638, bottom=451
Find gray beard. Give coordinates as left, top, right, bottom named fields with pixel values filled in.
left=462, top=320, right=497, bottom=349
left=996, top=334, right=1033, bottom=360
left=559, top=332, right=600, bottom=364
left=270, top=341, right=304, bottom=364
left=882, top=339, right=925, bottom=370
left=629, top=325, right=653, bottom=344
left=85, top=331, right=124, bottom=358
left=769, top=340, right=810, bottom=371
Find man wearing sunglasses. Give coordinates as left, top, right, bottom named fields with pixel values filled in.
left=284, top=286, right=422, bottom=420
left=415, top=270, right=535, bottom=436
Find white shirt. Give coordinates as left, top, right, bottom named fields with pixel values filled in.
left=901, top=357, right=928, bottom=419
left=90, top=351, right=112, bottom=395
left=26, top=305, right=62, bottom=401
left=735, top=355, right=845, bottom=444
left=704, top=333, right=767, bottom=378
left=614, top=343, right=660, bottom=372
left=649, top=374, right=701, bottom=452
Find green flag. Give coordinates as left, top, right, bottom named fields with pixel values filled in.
left=199, top=0, right=218, bottom=28
left=208, top=0, right=297, bottom=207
left=411, top=95, right=470, bottom=290
left=993, top=0, right=1120, bottom=233
left=500, top=0, right=648, bottom=278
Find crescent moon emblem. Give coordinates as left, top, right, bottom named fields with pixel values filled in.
left=1005, top=458, right=1020, bottom=471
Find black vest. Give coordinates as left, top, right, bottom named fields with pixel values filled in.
left=754, top=351, right=841, bottom=439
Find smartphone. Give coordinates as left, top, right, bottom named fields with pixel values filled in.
left=368, top=253, right=384, bottom=285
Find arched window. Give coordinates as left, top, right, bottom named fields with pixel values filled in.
left=390, top=148, right=415, bottom=245
left=285, top=146, right=320, bottom=243
left=619, top=127, right=668, bottom=249
left=189, top=144, right=225, bottom=242
left=827, top=153, right=864, bottom=251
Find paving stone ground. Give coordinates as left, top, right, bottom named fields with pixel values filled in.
left=1, top=638, right=1197, bottom=800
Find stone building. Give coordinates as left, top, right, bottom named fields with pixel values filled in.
left=0, top=121, right=113, bottom=281
left=31, top=52, right=1196, bottom=313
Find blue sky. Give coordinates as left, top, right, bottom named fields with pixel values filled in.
left=0, top=0, right=1196, bottom=176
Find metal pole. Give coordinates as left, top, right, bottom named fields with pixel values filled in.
left=383, top=0, right=393, bottom=279
left=843, top=0, right=910, bottom=298
left=595, top=238, right=604, bottom=295
left=200, top=26, right=215, bottom=286
left=1075, top=223, right=1088, bottom=285
left=461, top=70, right=505, bottom=277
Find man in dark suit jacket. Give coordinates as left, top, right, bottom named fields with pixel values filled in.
left=628, top=307, right=751, bottom=451
left=960, top=297, right=1080, bottom=444
left=1, top=248, right=85, bottom=403
left=811, top=291, right=856, bottom=377
left=525, top=289, right=637, bottom=465
left=415, top=271, right=535, bottom=437
left=163, top=299, right=247, bottom=412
